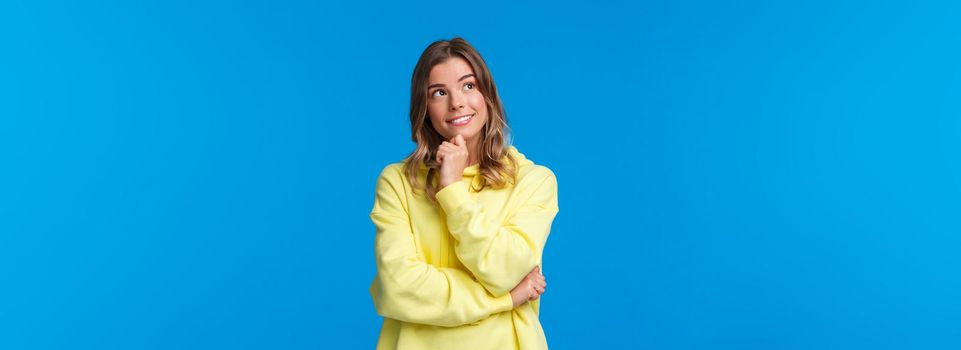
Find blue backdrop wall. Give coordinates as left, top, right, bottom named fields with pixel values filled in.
left=2, top=0, right=959, bottom=349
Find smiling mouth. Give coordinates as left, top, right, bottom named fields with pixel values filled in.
left=447, top=114, right=474, bottom=126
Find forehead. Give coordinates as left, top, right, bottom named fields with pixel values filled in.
left=428, top=57, right=475, bottom=83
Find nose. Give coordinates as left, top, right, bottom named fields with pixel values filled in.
left=448, top=90, right=465, bottom=111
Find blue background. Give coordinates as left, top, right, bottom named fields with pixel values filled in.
left=2, top=0, right=959, bottom=349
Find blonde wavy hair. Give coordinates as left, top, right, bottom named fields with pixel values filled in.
left=403, top=37, right=517, bottom=201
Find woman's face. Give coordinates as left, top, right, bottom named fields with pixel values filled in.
left=426, top=57, right=488, bottom=143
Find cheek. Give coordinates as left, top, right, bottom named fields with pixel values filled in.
left=475, top=101, right=490, bottom=129
left=426, top=111, right=452, bottom=138
left=468, top=94, right=488, bottom=119
left=468, top=93, right=486, bottom=111
left=426, top=103, right=446, bottom=127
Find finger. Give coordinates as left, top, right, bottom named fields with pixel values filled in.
left=437, top=146, right=457, bottom=157
left=532, top=278, right=544, bottom=290
left=438, top=144, right=457, bottom=153
left=452, top=134, right=466, bottom=147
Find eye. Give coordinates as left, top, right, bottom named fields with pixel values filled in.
left=431, top=89, right=446, bottom=97
left=464, top=82, right=475, bottom=91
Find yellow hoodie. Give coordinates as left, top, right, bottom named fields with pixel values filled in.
left=369, top=146, right=559, bottom=350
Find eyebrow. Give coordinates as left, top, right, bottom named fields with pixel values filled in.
left=427, top=74, right=476, bottom=90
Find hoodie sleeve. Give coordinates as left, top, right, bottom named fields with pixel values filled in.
left=435, top=166, right=559, bottom=297
left=370, top=166, right=513, bottom=327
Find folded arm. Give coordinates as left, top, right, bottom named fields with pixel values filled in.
left=369, top=167, right=513, bottom=327
left=435, top=167, right=559, bottom=297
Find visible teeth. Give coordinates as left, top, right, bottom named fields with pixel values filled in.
left=451, top=115, right=472, bottom=123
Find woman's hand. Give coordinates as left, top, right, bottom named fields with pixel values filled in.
left=510, top=266, right=547, bottom=308
left=435, top=134, right=470, bottom=188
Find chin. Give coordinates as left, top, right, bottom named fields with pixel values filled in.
left=449, top=128, right=481, bottom=141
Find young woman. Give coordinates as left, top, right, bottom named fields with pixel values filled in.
left=369, top=37, right=559, bottom=349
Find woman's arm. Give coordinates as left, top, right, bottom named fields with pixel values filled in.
left=435, top=166, right=559, bottom=297
left=370, top=166, right=513, bottom=327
